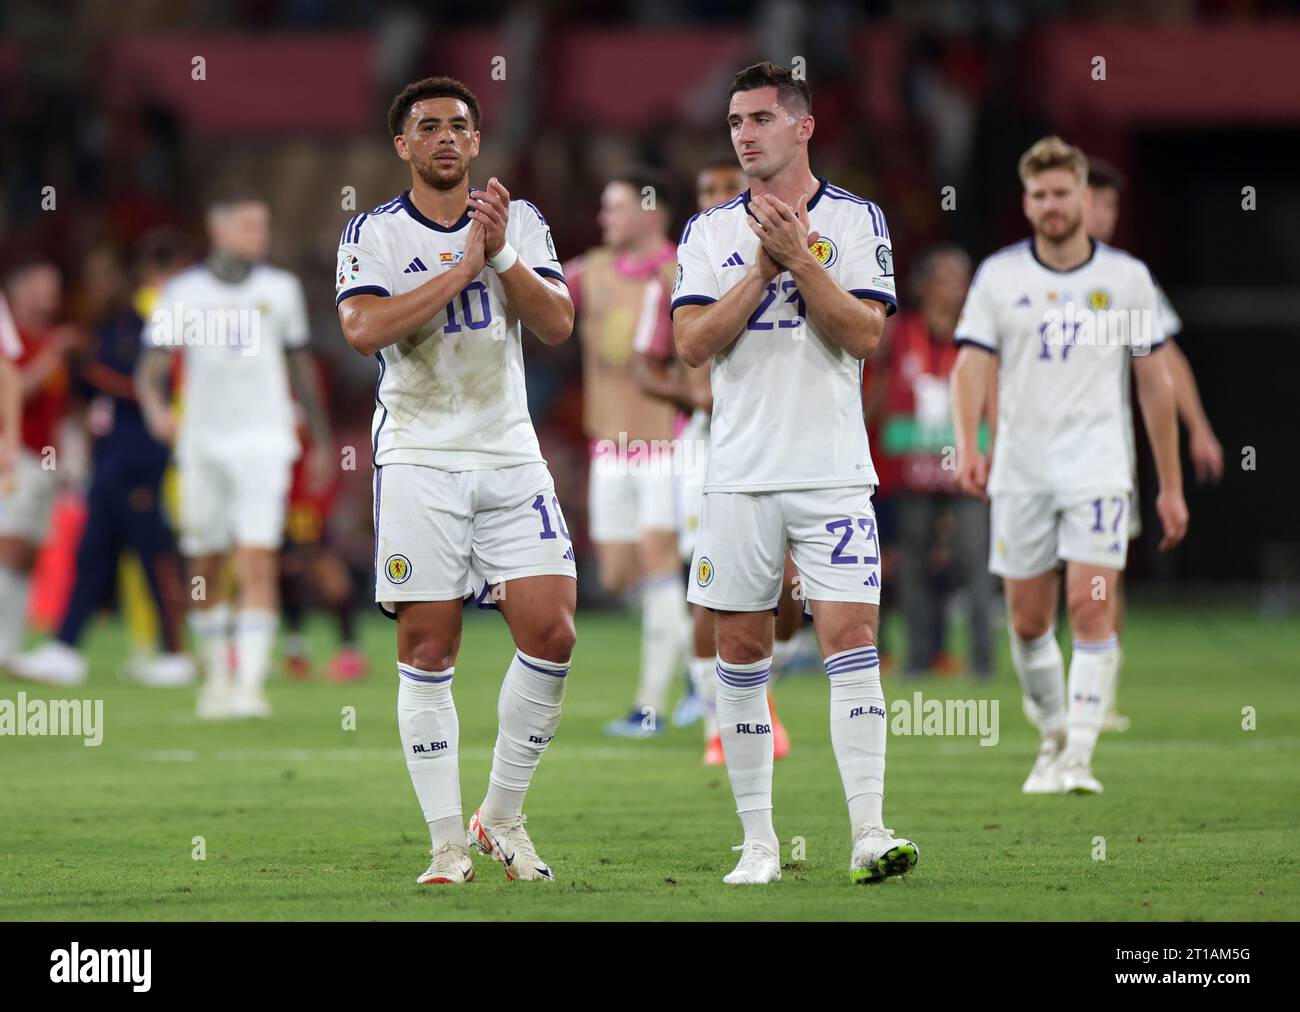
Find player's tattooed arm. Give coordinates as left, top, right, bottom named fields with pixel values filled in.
left=951, top=346, right=993, bottom=501
left=1133, top=349, right=1189, bottom=550
left=749, top=194, right=885, bottom=360
left=134, top=346, right=178, bottom=445
left=472, top=180, right=573, bottom=346
left=287, top=348, right=335, bottom=491
left=1163, top=337, right=1223, bottom=483
left=339, top=229, right=487, bottom=356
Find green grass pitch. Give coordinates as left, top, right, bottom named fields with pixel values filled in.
left=2, top=606, right=1297, bottom=921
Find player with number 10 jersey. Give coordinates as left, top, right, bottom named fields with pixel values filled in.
left=336, top=76, right=577, bottom=888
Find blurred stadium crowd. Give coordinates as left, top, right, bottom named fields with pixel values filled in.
left=1, top=0, right=1295, bottom=685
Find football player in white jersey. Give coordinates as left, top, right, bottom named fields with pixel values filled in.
left=137, top=192, right=334, bottom=720
left=1086, top=158, right=1223, bottom=733
left=335, top=77, right=577, bottom=886
left=632, top=157, right=796, bottom=765
left=673, top=62, right=918, bottom=886
left=951, top=137, right=1189, bottom=796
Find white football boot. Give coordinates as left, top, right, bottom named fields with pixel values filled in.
left=723, top=841, right=782, bottom=885
left=1022, top=733, right=1066, bottom=794
left=849, top=826, right=919, bottom=885
left=7, top=641, right=88, bottom=686
left=228, top=688, right=272, bottom=719
left=467, top=809, right=554, bottom=881
left=416, top=844, right=476, bottom=885
left=1060, top=752, right=1104, bottom=794
left=196, top=676, right=236, bottom=720
left=134, top=653, right=197, bottom=688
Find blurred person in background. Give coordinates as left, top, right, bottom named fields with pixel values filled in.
left=136, top=191, right=333, bottom=719
left=0, top=259, right=74, bottom=674
left=1085, top=158, right=1223, bottom=733
left=0, top=294, right=22, bottom=530
left=634, top=154, right=793, bottom=764
left=952, top=137, right=1188, bottom=797
left=866, top=242, right=993, bottom=679
left=9, top=244, right=192, bottom=687
left=566, top=167, right=690, bottom=739
left=280, top=360, right=366, bottom=683
left=117, top=228, right=195, bottom=678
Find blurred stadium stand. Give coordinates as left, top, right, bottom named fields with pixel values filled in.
left=2, top=0, right=1297, bottom=605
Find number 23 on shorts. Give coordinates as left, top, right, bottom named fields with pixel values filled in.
left=826, top=516, right=880, bottom=566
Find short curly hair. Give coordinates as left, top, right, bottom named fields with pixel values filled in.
left=387, top=76, right=481, bottom=137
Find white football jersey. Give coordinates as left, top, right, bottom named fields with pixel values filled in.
left=148, top=263, right=309, bottom=464
left=671, top=179, right=896, bottom=493
left=335, top=190, right=565, bottom=470
left=955, top=239, right=1162, bottom=495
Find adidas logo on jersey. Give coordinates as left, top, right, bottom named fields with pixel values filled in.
left=403, top=257, right=429, bottom=273
left=863, top=572, right=880, bottom=588
left=1015, top=293, right=1031, bottom=307
left=721, top=251, right=746, bottom=267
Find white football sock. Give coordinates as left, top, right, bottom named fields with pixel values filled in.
left=636, top=572, right=686, bottom=717
left=234, top=608, right=278, bottom=694
left=481, top=650, right=569, bottom=825
left=397, top=664, right=462, bottom=849
left=716, top=657, right=777, bottom=850
left=1009, top=627, right=1066, bottom=739
left=825, top=645, right=886, bottom=836
left=189, top=603, right=231, bottom=693
left=1107, top=644, right=1124, bottom=714
left=689, top=655, right=719, bottom=739
left=0, top=566, right=30, bottom=661
left=1066, top=637, right=1119, bottom=762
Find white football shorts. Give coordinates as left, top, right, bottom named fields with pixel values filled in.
left=178, top=452, right=292, bottom=556
left=373, top=461, right=576, bottom=612
left=0, top=449, right=59, bottom=543
left=989, top=489, right=1131, bottom=579
left=587, top=451, right=679, bottom=544
left=676, top=413, right=710, bottom=562
left=687, top=484, right=881, bottom=612
left=1127, top=487, right=1142, bottom=540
